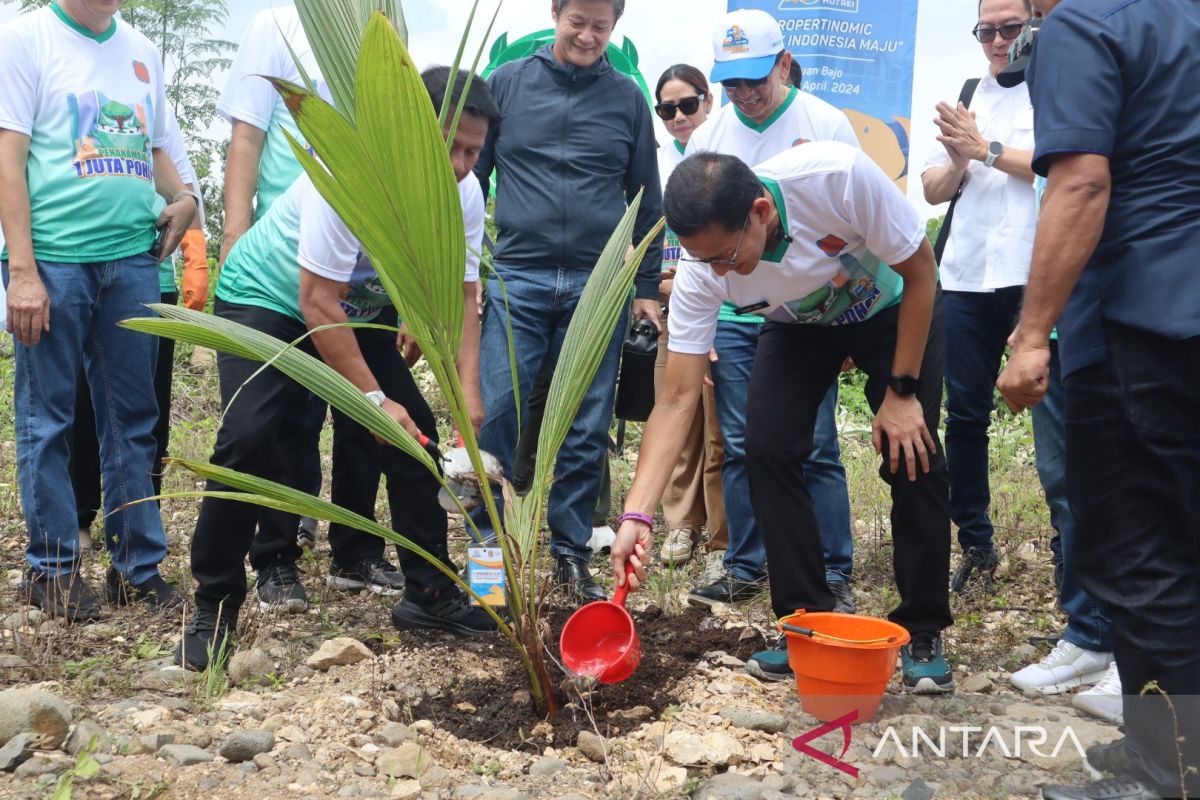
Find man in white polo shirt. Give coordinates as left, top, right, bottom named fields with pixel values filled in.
left=922, top=0, right=1037, bottom=596
left=614, top=143, right=956, bottom=695
left=683, top=9, right=857, bottom=680
left=0, top=0, right=196, bottom=621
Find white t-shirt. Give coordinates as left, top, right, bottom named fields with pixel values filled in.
left=0, top=6, right=168, bottom=262
left=668, top=142, right=926, bottom=355
left=658, top=139, right=687, bottom=271
left=218, top=5, right=321, bottom=219
left=923, top=72, right=1035, bottom=291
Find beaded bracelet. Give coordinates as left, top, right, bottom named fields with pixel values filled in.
left=618, top=511, right=654, bottom=528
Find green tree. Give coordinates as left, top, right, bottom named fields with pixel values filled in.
left=9, top=0, right=233, bottom=250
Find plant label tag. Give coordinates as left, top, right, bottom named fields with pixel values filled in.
left=467, top=547, right=505, bottom=607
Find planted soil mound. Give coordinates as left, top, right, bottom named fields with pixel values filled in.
left=409, top=605, right=765, bottom=749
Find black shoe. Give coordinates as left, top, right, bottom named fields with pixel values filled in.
left=1041, top=777, right=1161, bottom=800
left=1084, top=740, right=1135, bottom=781
left=687, top=573, right=765, bottom=608
left=327, top=557, right=405, bottom=596
left=746, top=635, right=792, bottom=681
left=255, top=562, right=308, bottom=612
left=22, top=568, right=102, bottom=623
left=827, top=577, right=856, bottom=614
left=951, top=546, right=999, bottom=595
left=555, top=555, right=606, bottom=604
left=390, top=589, right=498, bottom=637
left=174, top=607, right=238, bottom=672
left=105, top=569, right=184, bottom=612
left=297, top=517, right=317, bottom=551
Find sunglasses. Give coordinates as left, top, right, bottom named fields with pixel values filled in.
left=654, top=93, right=707, bottom=121
left=972, top=19, right=1029, bottom=43
left=720, top=75, right=770, bottom=91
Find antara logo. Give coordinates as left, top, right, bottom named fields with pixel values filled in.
left=792, top=711, right=859, bottom=778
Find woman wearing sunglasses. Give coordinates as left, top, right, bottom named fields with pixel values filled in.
left=650, top=65, right=726, bottom=575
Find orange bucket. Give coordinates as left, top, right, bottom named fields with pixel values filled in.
left=780, top=610, right=910, bottom=724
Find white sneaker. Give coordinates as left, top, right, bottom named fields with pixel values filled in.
left=702, top=549, right=726, bottom=584
left=1009, top=640, right=1113, bottom=694
left=660, top=528, right=699, bottom=565
left=1073, top=661, right=1123, bottom=724
left=588, top=525, right=616, bottom=553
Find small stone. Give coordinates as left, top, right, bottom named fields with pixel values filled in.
left=65, top=719, right=111, bottom=756
left=0, top=733, right=33, bottom=771
left=455, top=702, right=477, bottom=714
left=511, top=690, right=531, bottom=707
left=198, top=778, right=222, bottom=791
left=653, top=763, right=689, bottom=793
left=692, top=771, right=765, bottom=800
left=191, top=346, right=216, bottom=369
left=306, top=637, right=372, bottom=671
left=276, top=725, right=307, bottom=743
left=529, top=757, right=567, bottom=777
left=281, top=743, right=313, bottom=762
left=718, top=707, right=788, bottom=733
left=0, top=655, right=31, bottom=670
left=382, top=699, right=402, bottom=722
left=376, top=743, right=430, bottom=779
left=227, top=649, right=275, bottom=686
left=410, top=720, right=434, bottom=735
left=157, top=744, right=214, bottom=766
left=353, top=763, right=375, bottom=777
left=477, top=790, right=525, bottom=800
left=2, top=609, right=43, bottom=630
left=960, top=675, right=995, bottom=694
left=867, top=766, right=907, bottom=786
left=16, top=754, right=70, bottom=778
left=1013, top=643, right=1040, bottom=663
left=252, top=753, right=277, bottom=771
left=139, top=733, right=175, bottom=752
left=901, top=778, right=937, bottom=800
left=607, top=705, right=652, bottom=721
left=219, top=730, right=275, bottom=762
left=0, top=688, right=72, bottom=749
left=128, top=706, right=170, bottom=729
left=377, top=722, right=415, bottom=747
left=390, top=779, right=422, bottom=800
left=989, top=703, right=1008, bottom=717
left=142, top=667, right=196, bottom=690
left=664, top=730, right=745, bottom=767
left=575, top=730, right=607, bottom=763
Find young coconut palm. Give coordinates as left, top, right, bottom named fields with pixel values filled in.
left=122, top=0, right=662, bottom=718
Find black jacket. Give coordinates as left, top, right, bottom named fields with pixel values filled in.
left=474, top=45, right=663, bottom=299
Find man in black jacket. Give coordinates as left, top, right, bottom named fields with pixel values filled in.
left=473, top=0, right=663, bottom=603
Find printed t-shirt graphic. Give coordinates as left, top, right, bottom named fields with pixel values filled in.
left=666, top=142, right=925, bottom=355
left=657, top=139, right=688, bottom=272
left=0, top=4, right=168, bottom=262
left=217, top=174, right=484, bottom=325
left=684, top=86, right=858, bottom=325
left=219, top=5, right=323, bottom=218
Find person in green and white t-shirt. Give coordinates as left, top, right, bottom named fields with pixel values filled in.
left=0, top=0, right=198, bottom=622
left=612, top=143, right=956, bottom=696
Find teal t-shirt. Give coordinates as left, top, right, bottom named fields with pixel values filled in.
left=0, top=5, right=168, bottom=262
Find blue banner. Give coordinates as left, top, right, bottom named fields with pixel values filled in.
left=733, top=0, right=919, bottom=192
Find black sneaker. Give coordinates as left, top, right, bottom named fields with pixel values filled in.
left=174, top=607, right=238, bottom=672
left=297, top=517, right=317, bottom=550
left=746, top=635, right=792, bottom=682
left=951, top=546, right=999, bottom=595
left=687, top=573, right=765, bottom=608
left=22, top=568, right=102, bottom=623
left=390, top=589, right=498, bottom=637
left=555, top=555, right=606, bottom=604
left=327, top=558, right=405, bottom=596
left=1040, top=777, right=1161, bottom=800
left=105, top=569, right=184, bottom=612
left=255, top=563, right=308, bottom=612
left=1084, top=740, right=1135, bottom=781
left=827, top=577, right=856, bottom=614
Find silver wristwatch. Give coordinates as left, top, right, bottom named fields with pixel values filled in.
left=364, top=390, right=386, bottom=407
left=984, top=141, right=1004, bottom=168
left=170, top=188, right=202, bottom=209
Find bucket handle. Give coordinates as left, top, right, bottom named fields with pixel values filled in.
left=781, top=622, right=899, bottom=646
left=612, top=562, right=635, bottom=608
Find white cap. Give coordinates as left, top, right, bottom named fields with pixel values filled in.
left=710, top=9, right=785, bottom=83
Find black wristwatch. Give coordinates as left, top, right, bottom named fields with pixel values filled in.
left=888, top=374, right=921, bottom=398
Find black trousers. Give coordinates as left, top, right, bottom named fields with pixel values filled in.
left=71, top=291, right=177, bottom=531
left=190, top=299, right=312, bottom=613
left=745, top=300, right=952, bottom=634
left=326, top=308, right=456, bottom=600
left=1065, top=321, right=1200, bottom=798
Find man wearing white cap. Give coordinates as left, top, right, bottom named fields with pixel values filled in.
left=683, top=8, right=860, bottom=683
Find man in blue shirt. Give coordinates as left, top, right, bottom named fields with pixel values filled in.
left=999, top=1, right=1200, bottom=797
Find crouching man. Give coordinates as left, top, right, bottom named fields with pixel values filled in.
left=612, top=143, right=956, bottom=694
left=176, top=67, right=497, bottom=669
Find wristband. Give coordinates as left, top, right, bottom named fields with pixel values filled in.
left=618, top=512, right=654, bottom=528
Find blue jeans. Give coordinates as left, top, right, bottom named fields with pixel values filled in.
left=1031, top=341, right=1113, bottom=652
left=5, top=255, right=167, bottom=584
left=472, top=264, right=626, bottom=560
left=943, top=287, right=1024, bottom=552
left=710, top=320, right=852, bottom=583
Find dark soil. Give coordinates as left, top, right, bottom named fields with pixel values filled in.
left=406, top=605, right=766, bottom=750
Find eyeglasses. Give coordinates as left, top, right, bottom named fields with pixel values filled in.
left=972, top=19, right=1030, bottom=43
left=654, top=94, right=707, bottom=121
left=680, top=217, right=750, bottom=269
left=720, top=76, right=770, bottom=91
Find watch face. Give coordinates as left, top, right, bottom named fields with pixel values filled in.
left=989, top=141, right=1004, bottom=156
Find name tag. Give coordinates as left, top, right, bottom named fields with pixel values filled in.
left=733, top=301, right=769, bottom=316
